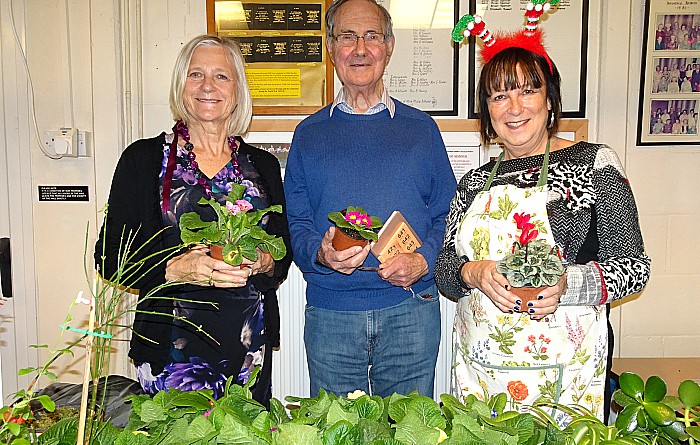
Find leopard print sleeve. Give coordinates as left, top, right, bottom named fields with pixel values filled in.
left=559, top=145, right=651, bottom=306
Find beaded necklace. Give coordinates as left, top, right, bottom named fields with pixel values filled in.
left=161, top=120, right=242, bottom=213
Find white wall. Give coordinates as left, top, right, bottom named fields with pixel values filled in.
left=0, top=0, right=697, bottom=400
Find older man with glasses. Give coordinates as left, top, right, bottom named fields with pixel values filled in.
left=284, top=0, right=456, bottom=398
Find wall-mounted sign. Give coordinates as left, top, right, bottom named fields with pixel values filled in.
left=38, top=185, right=89, bottom=202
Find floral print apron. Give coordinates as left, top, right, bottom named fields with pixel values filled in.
left=452, top=145, right=608, bottom=423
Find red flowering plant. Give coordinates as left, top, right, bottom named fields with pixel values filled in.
left=495, top=212, right=565, bottom=287
left=328, top=206, right=383, bottom=242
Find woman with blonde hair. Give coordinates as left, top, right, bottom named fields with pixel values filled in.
left=96, top=35, right=292, bottom=406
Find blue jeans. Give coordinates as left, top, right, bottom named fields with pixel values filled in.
left=304, top=284, right=441, bottom=398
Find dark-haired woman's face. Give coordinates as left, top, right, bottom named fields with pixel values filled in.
left=486, top=66, right=550, bottom=156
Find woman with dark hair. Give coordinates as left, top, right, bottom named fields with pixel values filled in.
left=96, top=35, right=292, bottom=406
left=438, top=13, right=650, bottom=423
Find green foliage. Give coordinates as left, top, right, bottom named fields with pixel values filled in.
left=179, top=182, right=286, bottom=266
left=328, top=206, right=383, bottom=242
left=496, top=239, right=565, bottom=287
left=1, top=213, right=207, bottom=445
left=32, top=370, right=700, bottom=445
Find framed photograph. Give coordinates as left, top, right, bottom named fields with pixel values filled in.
left=377, top=0, right=459, bottom=115
left=207, top=0, right=334, bottom=115
left=637, top=0, right=700, bottom=145
left=465, top=0, right=589, bottom=119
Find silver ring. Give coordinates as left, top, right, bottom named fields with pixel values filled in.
left=208, top=269, right=215, bottom=286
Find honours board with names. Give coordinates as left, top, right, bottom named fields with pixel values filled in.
left=378, top=0, right=459, bottom=115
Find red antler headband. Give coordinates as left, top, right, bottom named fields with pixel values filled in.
left=452, top=0, right=559, bottom=74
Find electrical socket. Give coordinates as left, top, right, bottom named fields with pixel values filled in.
left=42, top=128, right=89, bottom=157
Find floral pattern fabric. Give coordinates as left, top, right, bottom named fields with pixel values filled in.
left=453, top=182, right=607, bottom=424
left=136, top=134, right=271, bottom=399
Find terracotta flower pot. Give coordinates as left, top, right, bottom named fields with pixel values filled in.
left=332, top=226, right=369, bottom=251
left=210, top=244, right=224, bottom=261
left=510, top=285, right=548, bottom=312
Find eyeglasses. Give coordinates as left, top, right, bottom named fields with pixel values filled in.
left=332, top=32, right=386, bottom=46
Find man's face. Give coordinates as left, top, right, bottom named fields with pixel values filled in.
left=327, top=0, right=395, bottom=93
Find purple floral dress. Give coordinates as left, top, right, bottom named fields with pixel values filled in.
left=135, top=133, right=271, bottom=400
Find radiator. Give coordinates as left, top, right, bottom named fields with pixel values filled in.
left=272, top=265, right=457, bottom=401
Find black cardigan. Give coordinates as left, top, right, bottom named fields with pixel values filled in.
left=95, top=133, right=292, bottom=368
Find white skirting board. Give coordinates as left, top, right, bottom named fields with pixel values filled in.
left=272, top=264, right=457, bottom=401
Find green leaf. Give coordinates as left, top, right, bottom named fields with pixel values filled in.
left=322, top=420, right=356, bottom=445
left=179, top=212, right=212, bottom=230
left=217, top=414, right=262, bottom=444
left=407, top=396, right=445, bottom=429
left=643, top=375, right=667, bottom=402
left=328, top=212, right=348, bottom=227
left=687, top=425, right=700, bottom=441
left=326, top=400, right=359, bottom=427
left=660, top=395, right=682, bottom=411
left=612, top=389, right=636, bottom=407
left=615, top=404, right=640, bottom=434
left=262, top=237, right=287, bottom=261
left=17, top=368, right=35, bottom=376
left=139, top=400, right=167, bottom=423
left=642, top=401, right=675, bottom=426
left=5, top=421, right=21, bottom=436
left=678, top=379, right=700, bottom=407
left=490, top=393, right=507, bottom=414
left=394, top=412, right=441, bottom=445
left=619, top=372, right=644, bottom=400
left=37, top=418, right=79, bottom=445
left=36, top=394, right=56, bottom=412
left=170, top=392, right=213, bottom=411
left=387, top=396, right=411, bottom=423
left=659, top=421, right=689, bottom=441
left=247, top=225, right=267, bottom=240
left=275, top=423, right=323, bottom=445
left=269, top=398, right=290, bottom=425
left=185, top=415, right=216, bottom=442
left=354, top=397, right=382, bottom=421
left=229, top=183, right=247, bottom=201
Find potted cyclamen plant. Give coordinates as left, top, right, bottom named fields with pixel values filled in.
left=328, top=206, right=383, bottom=251
left=179, top=183, right=287, bottom=266
left=496, top=212, right=565, bottom=310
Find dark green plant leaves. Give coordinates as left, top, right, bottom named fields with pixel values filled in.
left=678, top=379, right=700, bottom=407
left=643, top=402, right=675, bottom=426
left=643, top=375, right=666, bottom=402
left=615, top=404, right=641, bottom=433
left=619, top=372, right=645, bottom=399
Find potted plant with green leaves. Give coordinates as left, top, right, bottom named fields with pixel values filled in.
left=179, top=183, right=287, bottom=266
left=496, top=212, right=565, bottom=310
left=327, top=206, right=383, bottom=251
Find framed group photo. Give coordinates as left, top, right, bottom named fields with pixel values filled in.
left=637, top=0, right=700, bottom=145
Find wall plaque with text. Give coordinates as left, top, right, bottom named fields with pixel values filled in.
left=208, top=0, right=332, bottom=115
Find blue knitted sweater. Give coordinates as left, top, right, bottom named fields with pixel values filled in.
left=284, top=100, right=457, bottom=310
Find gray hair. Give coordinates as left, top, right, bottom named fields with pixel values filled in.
left=325, top=0, right=394, bottom=40
left=169, top=35, right=252, bottom=136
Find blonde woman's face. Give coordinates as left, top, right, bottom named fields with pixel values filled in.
left=183, top=45, right=238, bottom=128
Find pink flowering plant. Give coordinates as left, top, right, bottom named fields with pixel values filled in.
left=496, top=212, right=565, bottom=287
left=328, top=206, right=383, bottom=241
left=179, top=183, right=286, bottom=266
